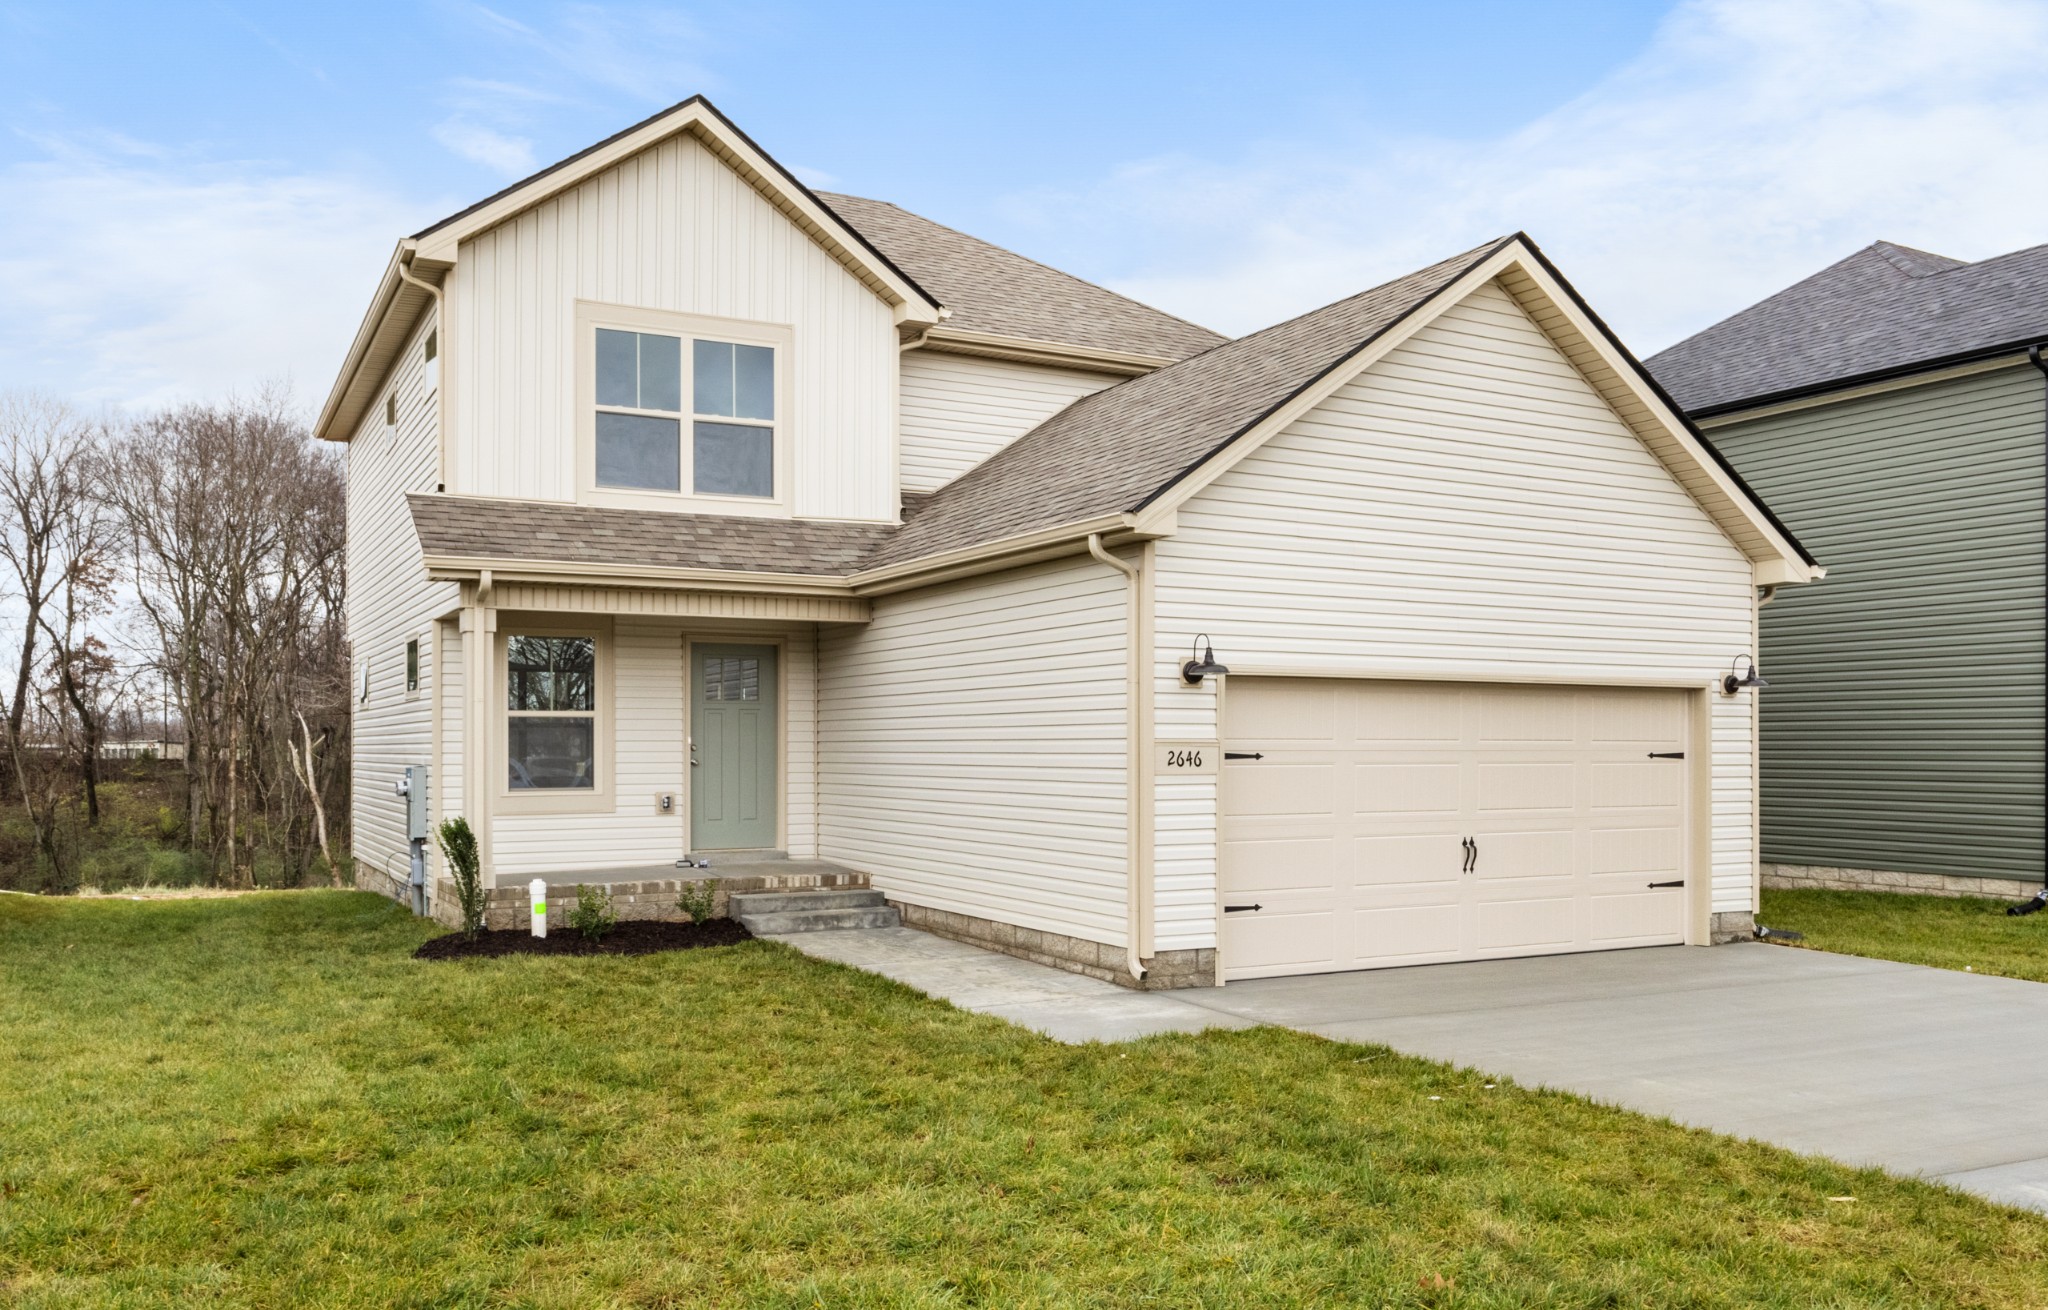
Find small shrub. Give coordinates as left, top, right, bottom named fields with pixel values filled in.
left=676, top=878, right=719, bottom=925
left=146, top=848, right=207, bottom=888
left=435, top=816, right=485, bottom=940
left=569, top=883, right=617, bottom=940
left=153, top=806, right=185, bottom=845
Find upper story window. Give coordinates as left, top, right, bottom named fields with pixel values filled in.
left=594, top=327, right=777, bottom=499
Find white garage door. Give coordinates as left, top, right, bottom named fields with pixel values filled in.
left=1220, top=679, right=1690, bottom=980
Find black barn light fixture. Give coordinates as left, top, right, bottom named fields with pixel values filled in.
left=1181, top=633, right=1230, bottom=686
left=1720, top=654, right=1768, bottom=696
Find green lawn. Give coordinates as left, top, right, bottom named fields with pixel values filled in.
left=3, top=894, right=2044, bottom=1309
left=1761, top=887, right=2048, bottom=984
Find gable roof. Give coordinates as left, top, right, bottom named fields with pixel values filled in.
left=414, top=233, right=1816, bottom=589
left=820, top=192, right=1227, bottom=367
left=861, top=240, right=1509, bottom=570
left=1648, top=239, right=2048, bottom=416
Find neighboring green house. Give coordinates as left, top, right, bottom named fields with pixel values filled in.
left=1649, top=240, right=2048, bottom=900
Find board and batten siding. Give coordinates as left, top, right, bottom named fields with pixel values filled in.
left=450, top=130, right=899, bottom=520
left=347, top=309, right=458, bottom=886
left=490, top=620, right=820, bottom=880
left=1708, top=364, right=2045, bottom=882
left=1151, top=279, right=1760, bottom=952
left=817, top=557, right=1133, bottom=944
left=897, top=351, right=1118, bottom=492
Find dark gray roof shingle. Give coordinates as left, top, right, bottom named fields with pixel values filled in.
left=1647, top=239, right=2048, bottom=414
left=408, top=494, right=896, bottom=576
left=820, top=192, right=1227, bottom=363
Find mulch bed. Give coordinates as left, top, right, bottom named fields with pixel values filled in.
left=414, top=918, right=753, bottom=960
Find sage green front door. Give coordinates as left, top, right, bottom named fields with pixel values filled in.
left=690, top=643, right=778, bottom=851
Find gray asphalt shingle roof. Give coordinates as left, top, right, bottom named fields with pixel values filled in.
left=819, top=192, right=1227, bottom=363
left=408, top=495, right=896, bottom=576
left=1647, top=239, right=2048, bottom=414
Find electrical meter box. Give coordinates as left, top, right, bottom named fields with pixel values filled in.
left=403, top=765, right=430, bottom=842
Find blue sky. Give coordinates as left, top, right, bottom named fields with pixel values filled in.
left=4, top=0, right=2046, bottom=410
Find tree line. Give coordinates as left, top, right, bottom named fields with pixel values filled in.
left=0, top=388, right=347, bottom=892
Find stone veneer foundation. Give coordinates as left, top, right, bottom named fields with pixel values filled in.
left=888, top=900, right=1217, bottom=990
left=355, top=859, right=867, bottom=930
left=1763, top=862, right=2042, bottom=902
left=1709, top=910, right=1755, bottom=944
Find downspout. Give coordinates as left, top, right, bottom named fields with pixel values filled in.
left=1088, top=533, right=1148, bottom=983
left=2014, top=345, right=2048, bottom=915
left=396, top=248, right=447, bottom=490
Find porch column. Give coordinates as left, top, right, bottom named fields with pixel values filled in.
left=460, top=579, right=497, bottom=884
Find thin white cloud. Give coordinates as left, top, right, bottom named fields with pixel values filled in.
left=1022, top=0, right=2048, bottom=352
left=0, top=137, right=428, bottom=411
left=432, top=119, right=538, bottom=174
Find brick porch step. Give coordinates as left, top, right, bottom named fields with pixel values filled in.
left=730, top=888, right=899, bottom=935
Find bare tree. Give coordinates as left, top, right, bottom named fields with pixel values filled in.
left=101, top=389, right=348, bottom=885
left=0, top=393, right=101, bottom=882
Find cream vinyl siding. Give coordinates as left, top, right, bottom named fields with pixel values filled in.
left=450, top=130, right=899, bottom=520
left=346, top=310, right=457, bottom=885
left=1152, top=279, right=1756, bottom=953
left=490, top=620, right=818, bottom=880
left=817, top=557, right=1131, bottom=944
left=897, top=351, right=1118, bottom=492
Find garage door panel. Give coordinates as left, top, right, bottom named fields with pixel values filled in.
left=1344, top=904, right=1461, bottom=965
left=1353, top=833, right=1463, bottom=889
left=1476, top=762, right=1575, bottom=813
left=1470, top=829, right=1575, bottom=879
left=1586, top=690, right=1686, bottom=745
left=1355, top=762, right=1459, bottom=816
left=1223, top=678, right=1690, bottom=980
left=1589, top=761, right=1683, bottom=809
left=1470, top=895, right=1575, bottom=951
left=1229, top=762, right=1336, bottom=817
left=1233, top=681, right=1340, bottom=742
left=1475, top=688, right=1576, bottom=744
left=1352, top=684, right=1466, bottom=746
left=1588, top=826, right=1683, bottom=876
left=1589, top=889, right=1685, bottom=945
left=1224, top=911, right=1338, bottom=978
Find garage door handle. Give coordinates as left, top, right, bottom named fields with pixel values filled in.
left=1223, top=903, right=1262, bottom=913
left=1648, top=752, right=1685, bottom=759
left=1461, top=837, right=1476, bottom=873
left=1647, top=880, right=1684, bottom=888
left=1224, top=751, right=1265, bottom=761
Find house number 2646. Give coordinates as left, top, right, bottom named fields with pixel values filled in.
left=1158, top=742, right=1220, bottom=774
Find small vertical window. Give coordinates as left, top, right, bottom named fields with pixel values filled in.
left=422, top=329, right=439, bottom=395
left=405, top=639, right=420, bottom=693
left=384, top=393, right=397, bottom=428
left=359, top=661, right=371, bottom=704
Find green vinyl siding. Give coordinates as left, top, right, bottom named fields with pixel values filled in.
left=1711, top=363, right=2044, bottom=882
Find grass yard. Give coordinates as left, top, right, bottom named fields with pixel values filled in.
left=3, top=894, right=2045, bottom=1309
left=1761, top=887, right=2048, bottom=984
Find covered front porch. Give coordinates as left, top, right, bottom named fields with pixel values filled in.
left=426, top=571, right=873, bottom=916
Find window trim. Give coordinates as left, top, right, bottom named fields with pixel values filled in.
left=494, top=616, right=614, bottom=816
left=575, top=300, right=792, bottom=517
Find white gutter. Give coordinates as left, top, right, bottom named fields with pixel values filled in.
left=394, top=246, right=447, bottom=488
left=1088, top=532, right=1148, bottom=985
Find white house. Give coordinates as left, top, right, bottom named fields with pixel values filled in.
left=323, top=97, right=1820, bottom=987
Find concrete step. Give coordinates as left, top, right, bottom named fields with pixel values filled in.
left=736, top=904, right=901, bottom=935
left=729, top=888, right=885, bottom=916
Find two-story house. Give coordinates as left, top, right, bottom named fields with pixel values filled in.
left=1649, top=239, right=2048, bottom=906
left=324, top=97, right=1819, bottom=987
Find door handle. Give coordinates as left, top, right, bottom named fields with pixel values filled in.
left=1223, top=903, right=1262, bottom=913
left=1647, top=880, right=1684, bottom=888
left=1461, top=837, right=1475, bottom=873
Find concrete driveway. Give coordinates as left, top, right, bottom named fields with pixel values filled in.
left=1173, top=943, right=2048, bottom=1215
left=774, top=928, right=2048, bottom=1215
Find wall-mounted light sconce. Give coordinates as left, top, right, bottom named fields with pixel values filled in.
left=1721, top=654, right=1768, bottom=696
left=1181, top=633, right=1230, bottom=686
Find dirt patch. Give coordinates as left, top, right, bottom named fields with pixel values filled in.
left=414, top=918, right=752, bottom=960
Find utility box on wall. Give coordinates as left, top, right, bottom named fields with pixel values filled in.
left=402, top=765, right=431, bottom=843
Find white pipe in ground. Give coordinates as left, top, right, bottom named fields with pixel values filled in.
left=530, top=879, right=548, bottom=938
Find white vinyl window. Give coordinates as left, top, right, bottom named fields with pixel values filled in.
left=593, top=326, right=777, bottom=499
left=504, top=635, right=597, bottom=792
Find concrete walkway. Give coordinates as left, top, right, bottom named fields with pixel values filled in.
left=766, top=928, right=2048, bottom=1215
